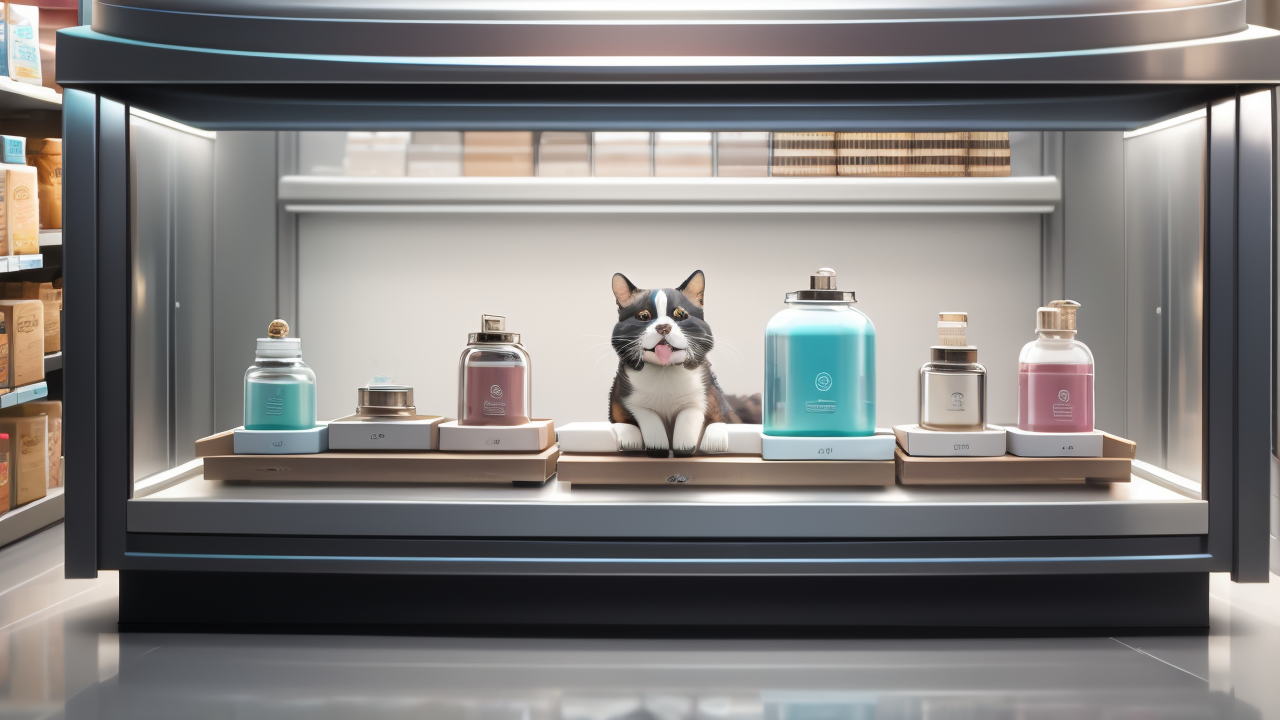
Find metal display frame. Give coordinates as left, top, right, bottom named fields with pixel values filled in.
left=55, top=10, right=1277, bottom=629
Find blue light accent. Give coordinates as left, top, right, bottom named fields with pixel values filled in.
left=126, top=552, right=1212, bottom=565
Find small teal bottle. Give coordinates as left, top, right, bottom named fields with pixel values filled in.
left=244, top=319, right=317, bottom=431
left=764, top=268, right=876, bottom=437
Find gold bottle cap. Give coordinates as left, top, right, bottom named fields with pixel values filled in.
left=1036, top=307, right=1061, bottom=333
left=1047, top=299, right=1081, bottom=331
left=267, top=319, right=290, bottom=339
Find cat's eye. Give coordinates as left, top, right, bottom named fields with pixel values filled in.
left=637, top=310, right=652, bottom=321
left=673, top=307, right=689, bottom=320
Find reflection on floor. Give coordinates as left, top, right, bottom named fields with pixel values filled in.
left=1, top=524, right=1278, bottom=719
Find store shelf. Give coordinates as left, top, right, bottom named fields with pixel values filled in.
left=0, top=381, right=48, bottom=408
left=130, top=471, right=1204, bottom=541
left=44, top=352, right=61, bottom=373
left=280, top=176, right=1062, bottom=214
left=38, top=230, right=61, bottom=247
left=0, top=77, right=61, bottom=113
left=0, top=254, right=41, bottom=273
left=0, top=487, right=63, bottom=549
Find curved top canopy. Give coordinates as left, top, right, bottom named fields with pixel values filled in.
left=92, top=0, right=1247, bottom=56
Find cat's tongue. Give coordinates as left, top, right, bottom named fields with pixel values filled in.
left=654, top=343, right=674, bottom=365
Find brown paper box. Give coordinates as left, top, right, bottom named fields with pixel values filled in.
left=0, top=164, right=40, bottom=255
left=557, top=454, right=895, bottom=487
left=894, top=433, right=1135, bottom=485
left=462, top=131, right=534, bottom=177
left=25, top=138, right=61, bottom=230
left=0, top=415, right=47, bottom=507
left=1, top=401, right=61, bottom=488
left=22, top=282, right=60, bottom=353
left=0, top=300, right=41, bottom=387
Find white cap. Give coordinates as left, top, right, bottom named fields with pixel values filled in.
left=257, top=337, right=301, bottom=358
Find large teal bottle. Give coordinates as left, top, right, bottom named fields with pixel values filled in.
left=764, top=268, right=876, bottom=437
left=243, top=319, right=317, bottom=431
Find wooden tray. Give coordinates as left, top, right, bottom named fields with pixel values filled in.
left=895, top=434, right=1135, bottom=485
left=557, top=453, right=894, bottom=487
left=197, top=430, right=558, bottom=484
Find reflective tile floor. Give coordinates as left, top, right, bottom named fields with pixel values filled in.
left=2, top=524, right=1280, bottom=719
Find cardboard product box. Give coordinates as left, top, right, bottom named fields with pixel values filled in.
left=463, top=131, right=534, bottom=177
left=25, top=138, right=60, bottom=230
left=0, top=299, right=42, bottom=387
left=4, top=4, right=39, bottom=86
left=0, top=414, right=45, bottom=507
left=1, top=136, right=23, bottom=165
left=1, top=401, right=60, bottom=488
left=0, top=164, right=39, bottom=255
left=22, top=281, right=59, bottom=353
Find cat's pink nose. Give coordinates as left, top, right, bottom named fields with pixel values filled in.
left=655, top=323, right=672, bottom=336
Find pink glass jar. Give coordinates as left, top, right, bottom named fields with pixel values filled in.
left=458, top=315, right=532, bottom=426
left=1017, top=301, right=1095, bottom=433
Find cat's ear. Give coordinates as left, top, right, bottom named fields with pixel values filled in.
left=612, top=273, right=642, bottom=307
left=678, top=270, right=705, bottom=307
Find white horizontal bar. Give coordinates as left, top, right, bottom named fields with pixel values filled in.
left=281, top=175, right=1061, bottom=213
left=286, top=203, right=1056, bottom=214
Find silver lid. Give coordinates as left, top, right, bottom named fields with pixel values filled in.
left=469, top=313, right=521, bottom=344
left=357, top=376, right=416, bottom=417
left=786, top=267, right=857, bottom=303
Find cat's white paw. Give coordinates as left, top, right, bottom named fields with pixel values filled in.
left=699, top=422, right=730, bottom=454
left=612, top=423, right=645, bottom=452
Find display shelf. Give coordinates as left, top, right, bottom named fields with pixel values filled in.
left=0, top=77, right=61, bottom=113
left=0, top=381, right=48, bottom=408
left=44, top=352, right=61, bottom=373
left=129, top=470, right=1205, bottom=540
left=38, top=230, right=61, bottom=247
left=0, top=254, right=41, bottom=273
left=279, top=176, right=1062, bottom=214
left=0, top=487, right=63, bottom=549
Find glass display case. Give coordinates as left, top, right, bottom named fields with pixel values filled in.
left=56, top=0, right=1278, bottom=631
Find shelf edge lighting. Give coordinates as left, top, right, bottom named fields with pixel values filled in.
left=1123, top=108, right=1208, bottom=139
left=129, top=108, right=216, bottom=140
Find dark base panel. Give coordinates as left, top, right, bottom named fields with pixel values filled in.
left=119, top=571, right=1207, bottom=637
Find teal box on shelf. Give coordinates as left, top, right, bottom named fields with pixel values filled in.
left=1, top=135, right=24, bottom=165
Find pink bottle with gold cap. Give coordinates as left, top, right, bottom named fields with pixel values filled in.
left=1018, top=300, right=1095, bottom=433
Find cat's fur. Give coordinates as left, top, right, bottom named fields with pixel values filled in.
left=608, top=270, right=742, bottom=457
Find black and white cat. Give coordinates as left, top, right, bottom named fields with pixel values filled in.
left=608, top=270, right=741, bottom=457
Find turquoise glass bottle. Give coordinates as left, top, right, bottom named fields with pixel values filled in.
left=243, top=319, right=317, bottom=431
left=764, top=268, right=876, bottom=437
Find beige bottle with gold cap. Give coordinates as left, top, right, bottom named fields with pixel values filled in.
left=919, top=312, right=987, bottom=432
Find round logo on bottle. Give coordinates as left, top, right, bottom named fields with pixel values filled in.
left=1058, top=390, right=1070, bottom=403
left=815, top=372, right=833, bottom=392
left=490, top=384, right=503, bottom=398
left=951, top=392, right=964, bottom=408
